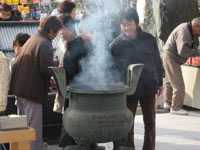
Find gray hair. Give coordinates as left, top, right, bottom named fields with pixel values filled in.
left=191, top=17, right=200, bottom=26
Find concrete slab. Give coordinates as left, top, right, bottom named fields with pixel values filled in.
left=135, top=111, right=200, bottom=150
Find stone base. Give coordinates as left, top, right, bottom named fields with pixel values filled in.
left=65, top=145, right=133, bottom=150
left=65, top=145, right=105, bottom=150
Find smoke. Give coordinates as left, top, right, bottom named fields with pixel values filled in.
left=72, top=0, right=121, bottom=85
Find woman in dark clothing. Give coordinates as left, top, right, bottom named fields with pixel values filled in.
left=110, top=7, right=163, bottom=150
left=63, top=35, right=92, bottom=84
left=63, top=15, right=96, bottom=85
left=59, top=0, right=76, bottom=19
left=59, top=22, right=94, bottom=148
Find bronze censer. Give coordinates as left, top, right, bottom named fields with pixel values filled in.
left=49, top=64, right=144, bottom=150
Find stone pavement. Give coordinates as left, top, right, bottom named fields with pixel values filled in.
left=135, top=109, right=200, bottom=150
left=46, top=107, right=200, bottom=150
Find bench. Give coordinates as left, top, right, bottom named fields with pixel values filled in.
left=0, top=127, right=35, bottom=150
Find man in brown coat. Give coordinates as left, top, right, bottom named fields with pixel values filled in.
left=163, top=17, right=200, bottom=115
left=9, top=16, right=62, bottom=150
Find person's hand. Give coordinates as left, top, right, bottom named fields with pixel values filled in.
left=53, top=58, right=59, bottom=66
left=49, top=79, right=57, bottom=93
left=157, top=86, right=163, bottom=97
left=59, top=62, right=64, bottom=67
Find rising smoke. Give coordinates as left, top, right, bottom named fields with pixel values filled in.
left=72, top=0, right=121, bottom=86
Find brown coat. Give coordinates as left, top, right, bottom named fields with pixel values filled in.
left=163, top=23, right=200, bottom=64
left=9, top=32, right=57, bottom=104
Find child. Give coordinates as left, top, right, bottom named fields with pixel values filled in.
left=11, top=33, right=30, bottom=115
left=13, top=33, right=30, bottom=53
left=0, top=4, right=12, bottom=21
left=11, top=33, right=30, bottom=69
left=0, top=4, right=21, bottom=21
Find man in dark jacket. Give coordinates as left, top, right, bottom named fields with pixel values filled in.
left=110, top=7, right=163, bottom=150
left=9, top=16, right=63, bottom=150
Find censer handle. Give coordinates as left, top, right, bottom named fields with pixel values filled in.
left=48, top=67, right=69, bottom=99
left=127, top=64, right=144, bottom=95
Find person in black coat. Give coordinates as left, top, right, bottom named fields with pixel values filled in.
left=110, top=7, right=163, bottom=150
left=63, top=35, right=92, bottom=84
left=59, top=21, right=95, bottom=148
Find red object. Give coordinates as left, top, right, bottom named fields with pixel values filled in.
left=19, top=19, right=36, bottom=21
left=33, top=0, right=40, bottom=4
left=191, top=57, right=200, bottom=66
left=185, top=57, right=200, bottom=66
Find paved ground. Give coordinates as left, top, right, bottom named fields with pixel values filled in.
left=46, top=107, right=200, bottom=150
left=135, top=109, right=200, bottom=150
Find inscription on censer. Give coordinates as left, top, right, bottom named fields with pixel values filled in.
left=91, top=114, right=130, bottom=128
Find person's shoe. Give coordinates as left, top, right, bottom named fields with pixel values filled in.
left=163, top=103, right=170, bottom=110
left=170, top=109, right=188, bottom=115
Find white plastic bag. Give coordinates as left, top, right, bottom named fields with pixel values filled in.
left=98, top=142, right=113, bottom=150
left=0, top=51, right=10, bottom=112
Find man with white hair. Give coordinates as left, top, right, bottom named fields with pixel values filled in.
left=163, top=17, right=200, bottom=115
